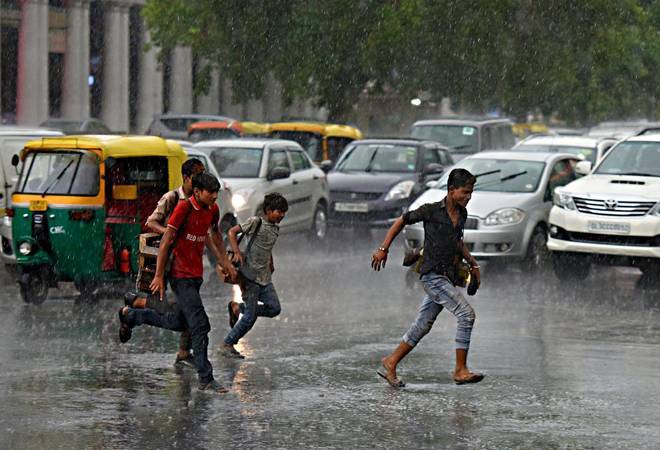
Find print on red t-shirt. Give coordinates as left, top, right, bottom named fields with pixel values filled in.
left=167, top=196, right=220, bottom=279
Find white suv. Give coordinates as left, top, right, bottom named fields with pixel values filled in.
left=548, top=134, right=660, bottom=280
left=193, top=139, right=330, bottom=240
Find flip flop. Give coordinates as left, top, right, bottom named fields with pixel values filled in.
left=377, top=365, right=405, bottom=388
left=453, top=373, right=484, bottom=385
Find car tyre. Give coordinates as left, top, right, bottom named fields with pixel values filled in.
left=525, top=225, right=550, bottom=272
left=19, top=266, right=49, bottom=305
left=551, top=252, right=591, bottom=281
left=309, top=202, right=328, bottom=241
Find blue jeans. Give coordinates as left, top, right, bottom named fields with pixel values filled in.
left=127, top=278, right=214, bottom=384
left=402, top=272, right=476, bottom=350
left=224, top=281, right=281, bottom=345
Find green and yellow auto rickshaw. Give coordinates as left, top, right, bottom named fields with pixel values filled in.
left=10, top=135, right=185, bottom=304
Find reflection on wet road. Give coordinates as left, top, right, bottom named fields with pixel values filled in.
left=1, top=230, right=659, bottom=448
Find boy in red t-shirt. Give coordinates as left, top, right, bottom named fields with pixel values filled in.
left=118, top=173, right=238, bottom=393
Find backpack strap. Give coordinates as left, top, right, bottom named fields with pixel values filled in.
left=243, top=218, right=262, bottom=259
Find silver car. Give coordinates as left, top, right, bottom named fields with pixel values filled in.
left=403, top=151, right=580, bottom=268
left=193, top=139, right=330, bottom=240
left=512, top=135, right=618, bottom=165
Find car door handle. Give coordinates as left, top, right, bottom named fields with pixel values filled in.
left=292, top=180, right=299, bottom=185
left=313, top=175, right=319, bottom=180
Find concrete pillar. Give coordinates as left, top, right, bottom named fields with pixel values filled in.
left=169, top=46, right=192, bottom=113
left=196, top=64, right=220, bottom=115
left=136, top=28, right=162, bottom=134
left=221, top=77, right=242, bottom=119
left=16, top=0, right=50, bottom=126
left=101, top=1, right=130, bottom=132
left=61, top=0, right=91, bottom=119
left=263, top=74, right=283, bottom=121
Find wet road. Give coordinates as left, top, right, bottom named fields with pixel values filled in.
left=1, top=231, right=659, bottom=449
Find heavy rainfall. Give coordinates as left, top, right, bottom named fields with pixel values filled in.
left=0, top=1, right=659, bottom=449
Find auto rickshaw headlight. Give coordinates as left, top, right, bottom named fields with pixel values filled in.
left=18, top=241, right=33, bottom=255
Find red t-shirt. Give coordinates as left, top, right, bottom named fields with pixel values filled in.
left=167, top=196, right=219, bottom=279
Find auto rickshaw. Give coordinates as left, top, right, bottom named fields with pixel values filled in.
left=268, top=122, right=363, bottom=164
left=187, top=120, right=243, bottom=142
left=241, top=121, right=271, bottom=137
left=9, top=135, right=185, bottom=304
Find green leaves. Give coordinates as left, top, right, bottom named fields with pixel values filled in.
left=143, top=0, right=660, bottom=124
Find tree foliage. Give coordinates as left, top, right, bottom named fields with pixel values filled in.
left=143, top=0, right=660, bottom=124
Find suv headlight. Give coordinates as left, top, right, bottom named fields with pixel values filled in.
left=651, top=202, right=660, bottom=216
left=18, top=241, right=33, bottom=256
left=484, top=208, right=525, bottom=226
left=384, top=180, right=415, bottom=202
left=553, top=188, right=576, bottom=210
left=231, top=188, right=254, bottom=210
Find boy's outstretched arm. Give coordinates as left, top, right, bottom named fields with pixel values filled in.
left=371, top=216, right=405, bottom=271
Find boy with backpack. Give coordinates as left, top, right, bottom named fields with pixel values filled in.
left=221, top=193, right=288, bottom=359
left=118, top=172, right=238, bottom=393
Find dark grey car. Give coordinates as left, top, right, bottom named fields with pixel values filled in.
left=327, top=139, right=453, bottom=228
left=410, top=117, right=516, bottom=162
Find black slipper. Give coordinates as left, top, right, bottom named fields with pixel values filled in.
left=118, top=308, right=132, bottom=343
left=377, top=365, right=405, bottom=388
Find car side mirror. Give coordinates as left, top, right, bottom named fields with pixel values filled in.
left=267, top=166, right=290, bottom=181
left=425, top=180, right=438, bottom=189
left=422, top=163, right=444, bottom=176
left=320, top=160, right=333, bottom=173
left=575, top=161, right=592, bottom=176
left=11, top=154, right=19, bottom=167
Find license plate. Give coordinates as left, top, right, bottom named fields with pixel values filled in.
left=335, top=202, right=369, bottom=213
left=29, top=200, right=48, bottom=212
left=587, top=221, right=630, bottom=234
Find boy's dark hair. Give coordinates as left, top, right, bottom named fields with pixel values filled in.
left=448, top=168, right=476, bottom=189
left=182, top=158, right=204, bottom=177
left=263, top=192, right=288, bottom=213
left=192, top=172, right=220, bottom=193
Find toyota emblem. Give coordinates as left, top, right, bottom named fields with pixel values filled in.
left=604, top=199, right=618, bottom=210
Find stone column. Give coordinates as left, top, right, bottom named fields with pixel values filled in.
left=61, top=0, right=91, bottom=119
left=136, top=28, right=162, bottom=134
left=169, top=46, right=192, bottom=113
left=196, top=63, right=219, bottom=115
left=101, top=1, right=130, bottom=132
left=16, top=0, right=50, bottom=126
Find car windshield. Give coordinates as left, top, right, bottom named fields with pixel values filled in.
left=411, top=124, right=478, bottom=153
left=204, top=147, right=263, bottom=178
left=515, top=144, right=596, bottom=164
left=434, top=158, right=545, bottom=192
left=17, top=150, right=100, bottom=195
left=270, top=131, right=322, bottom=160
left=595, top=141, right=660, bottom=176
left=335, top=144, right=418, bottom=173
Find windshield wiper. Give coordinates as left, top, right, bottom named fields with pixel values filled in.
left=474, top=169, right=501, bottom=178
left=476, top=171, right=528, bottom=189
left=41, top=159, right=74, bottom=197
left=364, top=150, right=379, bottom=172
left=450, top=144, right=473, bottom=151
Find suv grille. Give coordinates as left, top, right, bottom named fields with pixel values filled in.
left=573, top=196, right=655, bottom=217
left=330, top=191, right=382, bottom=201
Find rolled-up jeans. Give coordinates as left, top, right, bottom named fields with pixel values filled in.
left=224, top=281, right=281, bottom=345
left=402, top=272, right=476, bottom=350
left=126, top=278, right=213, bottom=384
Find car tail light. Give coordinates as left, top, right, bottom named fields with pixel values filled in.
left=6, top=208, right=14, bottom=218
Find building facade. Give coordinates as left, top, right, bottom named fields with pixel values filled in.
left=0, top=0, right=332, bottom=133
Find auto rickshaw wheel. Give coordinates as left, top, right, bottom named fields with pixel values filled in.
left=19, top=266, right=49, bottom=305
